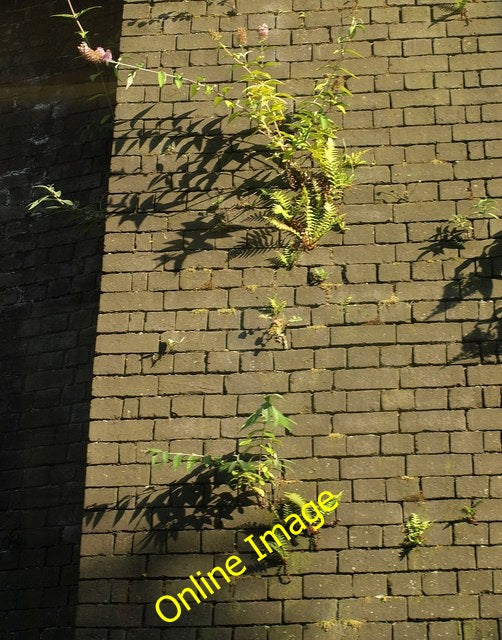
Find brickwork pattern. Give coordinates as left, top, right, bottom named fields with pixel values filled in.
left=80, top=0, right=500, bottom=638
left=1, top=1, right=122, bottom=638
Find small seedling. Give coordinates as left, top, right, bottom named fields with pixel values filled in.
left=147, top=394, right=295, bottom=505
left=474, top=197, right=499, bottom=219
left=27, top=184, right=105, bottom=225
left=262, top=295, right=287, bottom=318
left=260, top=296, right=302, bottom=349
left=309, top=267, right=328, bottom=286
left=402, top=513, right=431, bottom=548
left=462, top=499, right=482, bottom=525
left=340, top=296, right=353, bottom=307
left=442, top=213, right=474, bottom=246
left=455, top=0, right=468, bottom=8
left=379, top=294, right=400, bottom=306
left=272, top=246, right=299, bottom=270
left=454, top=0, right=469, bottom=17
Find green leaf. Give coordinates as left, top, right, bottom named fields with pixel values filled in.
left=338, top=67, right=357, bottom=78
left=172, top=454, right=183, bottom=470
left=157, top=70, right=167, bottom=88
left=126, top=72, right=136, bottom=90
left=345, top=48, right=364, bottom=58
left=75, top=6, right=102, bottom=18
left=201, top=455, right=211, bottom=467
left=336, top=103, right=346, bottom=114
left=51, top=13, right=74, bottom=18
left=186, top=454, right=198, bottom=471
left=174, top=73, right=183, bottom=90
left=214, top=95, right=223, bottom=107
left=319, top=115, right=330, bottom=130
left=190, top=84, right=199, bottom=98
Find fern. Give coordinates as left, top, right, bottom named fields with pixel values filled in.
left=272, top=246, right=299, bottom=270
left=262, top=139, right=362, bottom=253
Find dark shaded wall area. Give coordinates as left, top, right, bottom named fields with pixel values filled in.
left=0, top=1, right=122, bottom=638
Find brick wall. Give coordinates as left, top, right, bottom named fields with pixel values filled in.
left=1, top=1, right=122, bottom=638
left=23, top=0, right=502, bottom=637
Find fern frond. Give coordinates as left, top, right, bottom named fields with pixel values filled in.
left=283, top=492, right=307, bottom=511
left=266, top=189, right=294, bottom=220
left=266, top=216, right=303, bottom=239
left=299, top=186, right=315, bottom=241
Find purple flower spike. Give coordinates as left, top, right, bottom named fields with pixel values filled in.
left=97, top=47, right=113, bottom=64
left=78, top=42, right=113, bottom=64
left=257, top=23, right=269, bottom=40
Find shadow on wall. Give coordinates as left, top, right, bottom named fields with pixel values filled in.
left=0, top=1, right=122, bottom=637
left=109, top=107, right=294, bottom=269
left=423, top=230, right=502, bottom=361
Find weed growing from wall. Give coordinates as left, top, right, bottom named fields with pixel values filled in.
left=53, top=0, right=365, bottom=266
left=402, top=513, right=432, bottom=549
left=148, top=394, right=295, bottom=505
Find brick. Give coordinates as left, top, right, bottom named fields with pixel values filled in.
left=400, top=410, right=466, bottom=432
left=207, top=351, right=239, bottom=373
left=459, top=570, right=493, bottom=595
left=173, top=352, right=206, bottom=372
left=414, top=389, right=447, bottom=410
left=480, top=595, right=502, bottom=618
left=400, top=366, right=465, bottom=388
left=347, top=390, right=380, bottom=413
left=336, top=369, right=399, bottom=390
left=225, top=372, right=288, bottom=394
left=463, top=620, right=500, bottom=640
left=334, top=412, right=398, bottom=434
left=100, top=292, right=163, bottom=312
left=467, top=409, right=502, bottom=430
left=341, top=456, right=404, bottom=479
left=275, top=349, right=314, bottom=371
left=349, top=526, right=383, bottom=549
left=163, top=290, right=227, bottom=310
left=353, top=479, right=386, bottom=502
left=422, top=572, right=457, bottom=595
left=303, top=574, right=352, bottom=598
left=89, top=420, right=154, bottom=442
left=337, top=502, right=402, bottom=525
left=314, top=391, right=346, bottom=413
left=93, top=375, right=158, bottom=397
left=86, top=465, right=150, bottom=488
left=286, top=550, right=339, bottom=574
left=338, top=549, right=406, bottom=573
left=474, top=454, right=502, bottom=475
left=451, top=432, right=484, bottom=453
left=407, top=454, right=472, bottom=476
left=408, top=595, right=478, bottom=619
left=392, top=622, right=428, bottom=640
left=159, top=374, right=223, bottom=395
left=290, top=369, right=332, bottom=392
left=95, top=334, right=158, bottom=354
left=338, top=596, right=407, bottom=622
left=381, top=434, right=414, bottom=455
left=284, top=599, right=337, bottom=623
left=429, top=622, right=462, bottom=639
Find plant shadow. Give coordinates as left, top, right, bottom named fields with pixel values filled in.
left=421, top=229, right=501, bottom=362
